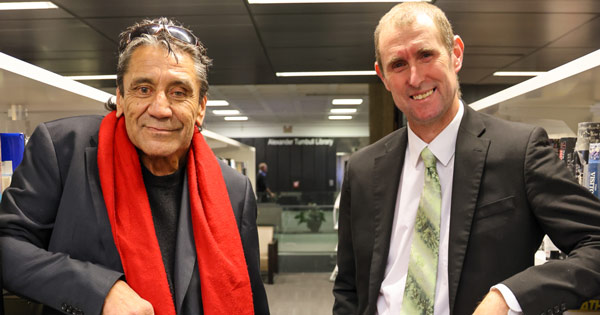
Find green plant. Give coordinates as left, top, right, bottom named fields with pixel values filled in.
left=294, top=203, right=326, bottom=232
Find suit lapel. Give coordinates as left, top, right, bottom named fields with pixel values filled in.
left=174, top=174, right=198, bottom=314
left=448, top=107, right=489, bottom=312
left=367, top=129, right=408, bottom=312
left=85, top=136, right=123, bottom=271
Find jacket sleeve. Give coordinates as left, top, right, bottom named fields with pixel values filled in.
left=239, top=176, right=270, bottom=315
left=333, top=159, right=359, bottom=314
left=502, top=127, right=600, bottom=314
left=0, top=122, right=122, bottom=315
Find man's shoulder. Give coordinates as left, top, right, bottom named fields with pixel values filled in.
left=351, top=128, right=406, bottom=162
left=217, top=158, right=247, bottom=184
left=467, top=107, right=537, bottom=134
left=41, top=115, right=104, bottom=137
left=34, top=115, right=105, bottom=148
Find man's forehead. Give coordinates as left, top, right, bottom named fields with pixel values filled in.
left=126, top=46, right=195, bottom=78
left=381, top=16, right=442, bottom=47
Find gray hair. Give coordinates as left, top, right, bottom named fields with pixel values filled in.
left=105, top=17, right=212, bottom=110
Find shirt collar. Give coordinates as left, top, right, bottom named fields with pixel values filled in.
left=406, top=100, right=465, bottom=168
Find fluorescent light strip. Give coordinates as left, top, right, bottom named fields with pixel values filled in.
left=213, top=109, right=240, bottom=115
left=0, top=1, right=58, bottom=10
left=206, top=100, right=230, bottom=106
left=493, top=71, right=546, bottom=77
left=329, top=115, right=353, bottom=120
left=332, top=98, right=363, bottom=105
left=470, top=48, right=600, bottom=111
left=66, top=74, right=117, bottom=81
left=224, top=116, right=248, bottom=121
left=0, top=52, right=113, bottom=103
left=276, top=70, right=376, bottom=77
left=330, top=108, right=357, bottom=114
left=249, top=0, right=431, bottom=3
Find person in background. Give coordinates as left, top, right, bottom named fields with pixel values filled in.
left=0, top=17, right=268, bottom=315
left=257, top=162, right=275, bottom=202
left=333, top=3, right=600, bottom=315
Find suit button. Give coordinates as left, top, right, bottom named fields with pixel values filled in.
left=554, top=305, right=560, bottom=313
left=61, top=303, right=67, bottom=311
left=561, top=303, right=567, bottom=311
left=547, top=309, right=553, bottom=315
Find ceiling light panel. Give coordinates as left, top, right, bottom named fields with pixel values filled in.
left=206, top=100, right=230, bottom=106
left=0, top=2, right=57, bottom=10
left=330, top=108, right=357, bottom=114
left=66, top=75, right=117, bottom=80
left=276, top=70, right=376, bottom=77
left=224, top=116, right=249, bottom=121
left=329, top=115, right=353, bottom=120
left=332, top=98, right=363, bottom=105
left=493, top=71, right=546, bottom=77
left=213, top=109, right=240, bottom=115
left=249, top=0, right=431, bottom=3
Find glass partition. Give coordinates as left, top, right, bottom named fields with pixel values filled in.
left=257, top=191, right=339, bottom=273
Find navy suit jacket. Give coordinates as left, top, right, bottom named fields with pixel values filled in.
left=333, top=106, right=600, bottom=315
left=0, top=115, right=269, bottom=315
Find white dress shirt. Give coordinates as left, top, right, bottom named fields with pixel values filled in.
left=376, top=102, right=523, bottom=315
left=376, top=102, right=464, bottom=315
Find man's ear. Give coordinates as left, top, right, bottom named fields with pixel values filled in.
left=375, top=61, right=391, bottom=91
left=452, top=35, right=465, bottom=73
left=115, top=87, right=124, bottom=117
left=196, top=95, right=207, bottom=127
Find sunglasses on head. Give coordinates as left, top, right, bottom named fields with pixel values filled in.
left=121, top=23, right=199, bottom=52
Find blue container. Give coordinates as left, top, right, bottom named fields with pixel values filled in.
left=590, top=143, right=600, bottom=198
left=0, top=133, right=25, bottom=172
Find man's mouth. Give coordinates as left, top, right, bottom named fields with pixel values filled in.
left=411, top=88, right=435, bottom=100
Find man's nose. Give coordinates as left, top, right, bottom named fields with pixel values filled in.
left=147, top=91, right=172, bottom=118
left=408, top=65, right=424, bottom=88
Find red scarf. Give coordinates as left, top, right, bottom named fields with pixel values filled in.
left=97, top=111, right=254, bottom=315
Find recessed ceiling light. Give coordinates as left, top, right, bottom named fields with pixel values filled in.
left=276, top=70, right=375, bottom=77
left=249, top=0, right=431, bottom=3
left=330, top=108, right=357, bottom=114
left=332, top=98, right=363, bottom=105
left=65, top=74, right=117, bottom=80
left=206, top=100, right=230, bottom=106
left=329, top=115, right=353, bottom=120
left=0, top=1, right=58, bottom=10
left=225, top=116, right=249, bottom=121
left=213, top=109, right=240, bottom=115
left=493, top=71, right=546, bottom=77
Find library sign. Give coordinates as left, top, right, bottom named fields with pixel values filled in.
left=267, top=138, right=334, bottom=147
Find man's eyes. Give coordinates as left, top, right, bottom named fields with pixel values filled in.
left=131, top=86, right=190, bottom=98
left=391, top=61, right=407, bottom=69
left=171, top=88, right=189, bottom=98
left=420, top=51, right=435, bottom=60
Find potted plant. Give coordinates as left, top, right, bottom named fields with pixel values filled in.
left=294, top=203, right=326, bottom=233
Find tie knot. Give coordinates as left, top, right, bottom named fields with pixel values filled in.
left=421, top=147, right=436, bottom=168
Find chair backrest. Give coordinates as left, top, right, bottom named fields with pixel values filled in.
left=257, top=225, right=274, bottom=256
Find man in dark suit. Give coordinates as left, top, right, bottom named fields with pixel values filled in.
left=0, top=18, right=268, bottom=315
left=333, top=3, right=600, bottom=315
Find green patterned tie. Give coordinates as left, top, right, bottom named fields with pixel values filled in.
left=401, top=147, right=441, bottom=315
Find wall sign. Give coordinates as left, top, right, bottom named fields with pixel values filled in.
left=267, top=138, right=334, bottom=147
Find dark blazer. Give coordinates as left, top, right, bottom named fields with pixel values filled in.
left=0, top=115, right=269, bottom=315
left=333, top=106, right=600, bottom=315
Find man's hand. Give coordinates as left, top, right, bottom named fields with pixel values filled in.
left=473, top=289, right=510, bottom=315
left=102, top=280, right=154, bottom=315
